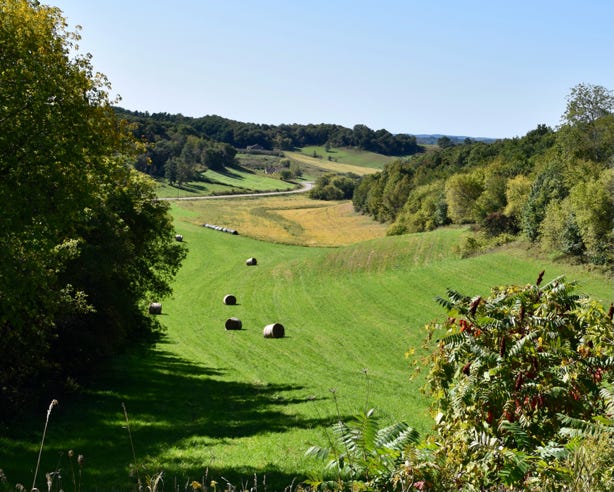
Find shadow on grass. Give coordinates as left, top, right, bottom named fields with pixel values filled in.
left=208, top=166, right=246, bottom=180
left=176, top=182, right=209, bottom=192
left=0, top=343, right=337, bottom=491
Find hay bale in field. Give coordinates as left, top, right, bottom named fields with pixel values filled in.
left=225, top=317, right=242, bottom=330
left=223, top=294, right=237, bottom=305
left=175, top=234, right=183, bottom=242
left=203, top=223, right=239, bottom=235
left=149, top=302, right=162, bottom=315
left=263, top=322, right=285, bottom=338
left=246, top=257, right=257, bottom=266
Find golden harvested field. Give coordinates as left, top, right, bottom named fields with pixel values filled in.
left=172, top=194, right=388, bottom=246
left=285, top=151, right=380, bottom=176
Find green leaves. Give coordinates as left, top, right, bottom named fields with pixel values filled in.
left=306, top=409, right=419, bottom=489
left=0, top=0, right=186, bottom=415
left=418, top=273, right=614, bottom=489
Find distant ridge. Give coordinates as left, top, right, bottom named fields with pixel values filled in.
left=414, top=134, right=498, bottom=145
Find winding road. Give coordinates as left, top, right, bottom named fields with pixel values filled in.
left=158, top=181, right=313, bottom=201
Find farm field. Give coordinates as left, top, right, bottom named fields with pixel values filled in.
left=284, top=151, right=383, bottom=177
left=173, top=195, right=389, bottom=246
left=155, top=146, right=388, bottom=199
left=296, top=146, right=395, bottom=170
left=155, top=167, right=297, bottom=199
left=1, top=192, right=611, bottom=491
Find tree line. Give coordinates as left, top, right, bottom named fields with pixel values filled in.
left=353, top=83, right=614, bottom=267
left=0, top=0, right=186, bottom=418
left=116, top=108, right=423, bottom=183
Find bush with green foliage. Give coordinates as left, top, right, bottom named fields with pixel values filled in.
left=308, top=274, right=614, bottom=491
left=388, top=181, right=448, bottom=234
left=310, top=173, right=359, bottom=201
left=408, top=273, right=614, bottom=490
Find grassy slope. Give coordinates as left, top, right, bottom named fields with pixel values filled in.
left=285, top=151, right=382, bottom=177
left=298, top=146, right=394, bottom=170
left=1, top=201, right=610, bottom=490
left=155, top=167, right=297, bottom=198
left=156, top=146, right=390, bottom=198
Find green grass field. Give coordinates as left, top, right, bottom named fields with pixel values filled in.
left=1, top=196, right=612, bottom=491
left=298, top=146, right=395, bottom=170
left=155, top=167, right=297, bottom=199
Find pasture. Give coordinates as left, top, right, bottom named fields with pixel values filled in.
left=1, top=194, right=611, bottom=491
left=173, top=195, right=389, bottom=246
left=155, top=167, right=297, bottom=199
left=296, top=146, right=394, bottom=170
left=284, top=151, right=383, bottom=177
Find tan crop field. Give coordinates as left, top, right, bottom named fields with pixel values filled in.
left=284, top=151, right=381, bottom=176
left=173, top=194, right=388, bottom=246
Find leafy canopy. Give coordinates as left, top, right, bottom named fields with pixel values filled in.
left=0, top=0, right=186, bottom=415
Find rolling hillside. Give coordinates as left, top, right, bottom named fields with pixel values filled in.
left=2, top=194, right=610, bottom=490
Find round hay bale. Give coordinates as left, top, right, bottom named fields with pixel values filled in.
left=246, top=257, right=257, bottom=266
left=175, top=234, right=183, bottom=242
left=223, top=294, right=237, bottom=305
left=263, top=322, right=285, bottom=338
left=148, top=302, right=162, bottom=315
left=225, top=317, right=242, bottom=330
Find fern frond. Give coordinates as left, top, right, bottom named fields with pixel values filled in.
left=499, top=448, right=531, bottom=486
left=469, top=429, right=500, bottom=449
left=586, top=356, right=614, bottom=369
left=600, top=384, right=614, bottom=416
left=388, top=427, right=421, bottom=451
left=558, top=413, right=614, bottom=439
left=557, top=413, right=604, bottom=437
left=374, top=421, right=407, bottom=447
left=346, top=408, right=379, bottom=454
left=438, top=332, right=467, bottom=348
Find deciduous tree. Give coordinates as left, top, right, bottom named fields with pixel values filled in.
left=444, top=172, right=484, bottom=224
left=0, top=0, right=185, bottom=415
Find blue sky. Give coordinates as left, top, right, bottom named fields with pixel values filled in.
left=50, top=0, right=612, bottom=139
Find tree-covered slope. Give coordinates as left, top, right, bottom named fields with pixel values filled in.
left=353, top=84, right=614, bottom=269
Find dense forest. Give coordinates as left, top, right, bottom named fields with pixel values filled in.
left=116, top=107, right=423, bottom=181
left=353, top=83, right=614, bottom=268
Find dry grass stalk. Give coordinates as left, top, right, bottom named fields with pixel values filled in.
left=32, top=399, right=58, bottom=492
left=122, top=402, right=141, bottom=489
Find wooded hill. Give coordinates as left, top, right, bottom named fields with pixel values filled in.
left=352, top=84, right=614, bottom=269
left=115, top=107, right=423, bottom=180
